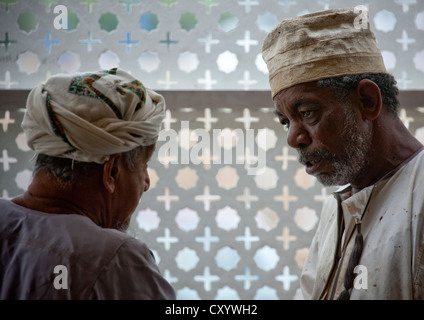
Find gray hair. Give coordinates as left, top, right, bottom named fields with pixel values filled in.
left=33, top=144, right=155, bottom=188
left=317, top=73, right=400, bottom=116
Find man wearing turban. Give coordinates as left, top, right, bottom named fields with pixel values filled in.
left=0, top=68, right=176, bottom=300
left=262, top=7, right=424, bottom=299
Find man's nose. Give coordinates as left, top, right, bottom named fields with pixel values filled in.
left=286, top=122, right=311, bottom=149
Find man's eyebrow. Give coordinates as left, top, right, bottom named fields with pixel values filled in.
left=273, top=98, right=305, bottom=117
left=291, top=98, right=305, bottom=110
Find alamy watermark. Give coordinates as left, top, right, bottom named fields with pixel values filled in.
left=52, top=264, right=369, bottom=291
left=53, top=264, right=68, bottom=290
left=51, top=4, right=369, bottom=31
left=157, top=121, right=267, bottom=175
left=53, top=5, right=68, bottom=30
left=353, top=5, right=369, bottom=30
left=353, top=265, right=368, bottom=290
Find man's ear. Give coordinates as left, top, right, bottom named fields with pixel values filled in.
left=356, top=79, right=382, bottom=121
left=102, top=154, right=120, bottom=194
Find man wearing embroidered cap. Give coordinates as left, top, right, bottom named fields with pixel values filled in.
left=262, top=7, right=424, bottom=299
left=0, top=68, right=176, bottom=300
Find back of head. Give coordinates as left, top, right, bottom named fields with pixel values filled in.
left=22, top=68, right=166, bottom=164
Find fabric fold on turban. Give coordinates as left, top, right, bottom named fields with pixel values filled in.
left=22, top=68, right=166, bottom=164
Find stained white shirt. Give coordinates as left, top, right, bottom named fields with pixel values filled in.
left=299, top=149, right=424, bottom=300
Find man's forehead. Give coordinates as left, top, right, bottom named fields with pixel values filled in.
left=273, top=81, right=339, bottom=113
left=274, top=82, right=317, bottom=105
left=274, top=81, right=322, bottom=98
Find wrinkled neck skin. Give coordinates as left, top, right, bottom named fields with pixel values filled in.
left=350, top=114, right=423, bottom=192
left=12, top=168, right=119, bottom=229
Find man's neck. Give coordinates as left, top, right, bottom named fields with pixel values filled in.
left=351, top=119, right=423, bottom=192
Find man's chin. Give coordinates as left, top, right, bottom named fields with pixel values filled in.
left=315, top=172, right=349, bottom=187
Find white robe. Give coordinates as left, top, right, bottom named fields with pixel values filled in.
left=299, top=149, right=424, bottom=300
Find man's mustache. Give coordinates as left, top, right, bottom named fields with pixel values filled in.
left=297, top=148, right=337, bottom=165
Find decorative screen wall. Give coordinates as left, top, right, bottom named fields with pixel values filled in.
left=0, top=0, right=424, bottom=91
left=1, top=90, right=424, bottom=299
left=1, top=0, right=424, bottom=300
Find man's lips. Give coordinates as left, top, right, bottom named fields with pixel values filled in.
left=301, top=158, right=323, bottom=175
left=303, top=159, right=320, bottom=166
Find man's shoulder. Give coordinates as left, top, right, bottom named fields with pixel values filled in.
left=394, top=147, right=424, bottom=183
left=0, top=200, right=147, bottom=261
left=412, top=147, right=424, bottom=167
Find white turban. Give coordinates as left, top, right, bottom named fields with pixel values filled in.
left=22, top=68, right=166, bottom=164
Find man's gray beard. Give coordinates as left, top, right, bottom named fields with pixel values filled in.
left=299, top=105, right=372, bottom=187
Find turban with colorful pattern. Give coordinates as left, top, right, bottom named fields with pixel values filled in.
left=22, top=68, right=166, bottom=164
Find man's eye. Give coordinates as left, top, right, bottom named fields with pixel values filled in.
left=301, top=110, right=317, bottom=119
left=280, top=118, right=290, bottom=129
